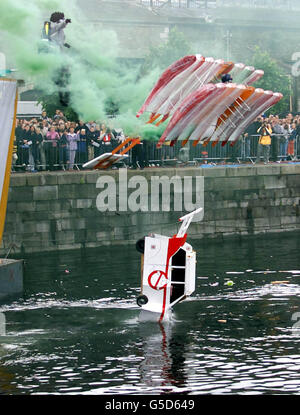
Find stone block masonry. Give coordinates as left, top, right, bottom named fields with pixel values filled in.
left=0, top=164, right=299, bottom=255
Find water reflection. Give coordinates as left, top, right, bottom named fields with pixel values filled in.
left=138, top=318, right=187, bottom=390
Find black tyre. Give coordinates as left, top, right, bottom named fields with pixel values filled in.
left=136, top=237, right=145, bottom=253
left=137, top=294, right=148, bottom=307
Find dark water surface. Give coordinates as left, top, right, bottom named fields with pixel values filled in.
left=0, top=232, right=300, bottom=395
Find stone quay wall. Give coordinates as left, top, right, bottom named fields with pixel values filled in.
left=1, top=164, right=299, bottom=255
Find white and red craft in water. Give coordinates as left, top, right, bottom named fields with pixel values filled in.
left=136, top=207, right=202, bottom=321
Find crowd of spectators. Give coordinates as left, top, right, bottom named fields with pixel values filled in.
left=14, top=110, right=129, bottom=171
left=243, top=113, right=300, bottom=164
left=13, top=109, right=300, bottom=172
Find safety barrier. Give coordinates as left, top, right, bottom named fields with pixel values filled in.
left=190, top=134, right=300, bottom=164
left=12, top=134, right=299, bottom=172
left=14, top=140, right=83, bottom=172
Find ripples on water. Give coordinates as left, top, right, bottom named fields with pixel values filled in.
left=0, top=232, right=299, bottom=395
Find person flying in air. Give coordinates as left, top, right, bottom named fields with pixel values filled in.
left=48, top=12, right=72, bottom=51
left=40, top=12, right=72, bottom=106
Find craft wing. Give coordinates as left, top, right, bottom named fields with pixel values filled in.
left=136, top=55, right=203, bottom=118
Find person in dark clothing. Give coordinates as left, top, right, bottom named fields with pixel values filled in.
left=271, top=119, right=283, bottom=162
left=243, top=120, right=260, bottom=161
left=15, top=121, right=23, bottom=143
left=17, top=125, right=31, bottom=167
left=245, top=117, right=262, bottom=161
left=296, top=120, right=300, bottom=136
left=58, top=130, right=68, bottom=169
left=131, top=138, right=145, bottom=169
left=256, top=121, right=272, bottom=164
left=222, top=73, right=233, bottom=83
left=75, top=120, right=88, bottom=134
left=30, top=127, right=43, bottom=170
left=15, top=121, right=24, bottom=166
left=141, top=139, right=149, bottom=168
left=87, top=126, right=101, bottom=157
left=40, top=111, right=50, bottom=121
left=77, top=129, right=89, bottom=166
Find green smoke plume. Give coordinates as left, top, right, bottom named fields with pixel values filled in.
left=0, top=0, right=162, bottom=138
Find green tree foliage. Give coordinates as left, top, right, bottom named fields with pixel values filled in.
left=142, top=27, right=193, bottom=72
left=249, top=46, right=291, bottom=115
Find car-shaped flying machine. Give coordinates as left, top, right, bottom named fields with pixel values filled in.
left=136, top=207, right=202, bottom=321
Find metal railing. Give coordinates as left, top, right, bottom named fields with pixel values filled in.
left=14, top=140, right=82, bottom=172
left=140, top=0, right=217, bottom=8
left=12, top=134, right=299, bottom=172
